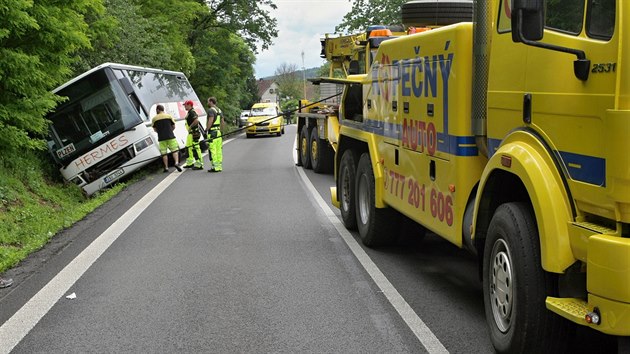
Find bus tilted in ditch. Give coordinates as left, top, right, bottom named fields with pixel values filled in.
left=46, top=63, right=206, bottom=196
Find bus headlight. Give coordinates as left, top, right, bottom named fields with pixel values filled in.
left=134, top=136, right=154, bottom=153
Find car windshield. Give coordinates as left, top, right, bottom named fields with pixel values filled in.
left=251, top=107, right=277, bottom=116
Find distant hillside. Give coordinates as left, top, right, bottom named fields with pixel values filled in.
left=260, top=66, right=321, bottom=81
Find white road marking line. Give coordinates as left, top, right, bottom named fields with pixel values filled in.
left=0, top=138, right=235, bottom=353
left=293, top=141, right=448, bottom=354
left=0, top=173, right=178, bottom=354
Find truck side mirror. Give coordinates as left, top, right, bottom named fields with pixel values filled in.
left=348, top=60, right=360, bottom=75
left=511, top=0, right=545, bottom=42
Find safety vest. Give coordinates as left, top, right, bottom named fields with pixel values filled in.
left=209, top=107, right=222, bottom=131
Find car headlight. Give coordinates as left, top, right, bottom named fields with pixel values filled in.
left=270, top=118, right=279, bottom=125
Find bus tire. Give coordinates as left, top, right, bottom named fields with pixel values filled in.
left=310, top=128, right=330, bottom=174
left=299, top=126, right=312, bottom=169
left=356, top=153, right=400, bottom=246
left=483, top=202, right=572, bottom=353
left=339, top=149, right=358, bottom=230
left=402, top=0, right=473, bottom=28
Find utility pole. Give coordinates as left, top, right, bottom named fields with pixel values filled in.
left=301, top=51, right=307, bottom=100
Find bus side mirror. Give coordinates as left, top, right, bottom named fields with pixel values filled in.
left=348, top=60, right=360, bottom=75
left=511, top=0, right=544, bottom=42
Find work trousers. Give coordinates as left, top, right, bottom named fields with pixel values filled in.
left=185, top=134, right=203, bottom=168
left=209, top=130, right=223, bottom=171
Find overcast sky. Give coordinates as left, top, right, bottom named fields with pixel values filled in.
left=254, top=0, right=353, bottom=78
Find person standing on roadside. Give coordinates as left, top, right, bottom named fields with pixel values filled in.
left=151, top=104, right=182, bottom=173
left=206, top=97, right=225, bottom=172
left=0, top=277, right=13, bottom=288
left=182, top=100, right=204, bottom=170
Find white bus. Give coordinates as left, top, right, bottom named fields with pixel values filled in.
left=46, top=63, right=206, bottom=196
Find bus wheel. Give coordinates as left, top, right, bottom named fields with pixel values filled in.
left=310, top=128, right=330, bottom=174
left=299, top=126, right=311, bottom=169
left=483, top=202, right=571, bottom=353
left=356, top=153, right=400, bottom=246
left=339, top=149, right=358, bottom=230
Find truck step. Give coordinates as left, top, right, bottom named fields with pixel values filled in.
left=546, top=297, right=591, bottom=325
left=573, top=221, right=616, bottom=235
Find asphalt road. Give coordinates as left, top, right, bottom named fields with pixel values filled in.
left=0, top=124, right=620, bottom=353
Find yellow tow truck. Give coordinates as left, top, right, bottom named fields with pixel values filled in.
left=329, top=0, right=629, bottom=352
left=296, top=26, right=405, bottom=173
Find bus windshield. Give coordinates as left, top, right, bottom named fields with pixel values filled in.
left=47, top=68, right=141, bottom=163
left=119, top=69, right=198, bottom=120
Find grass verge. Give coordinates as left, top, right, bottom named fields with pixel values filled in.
left=0, top=151, right=148, bottom=273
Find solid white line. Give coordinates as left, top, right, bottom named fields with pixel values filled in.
left=293, top=142, right=448, bottom=353
left=0, top=138, right=235, bottom=353
left=0, top=173, right=179, bottom=353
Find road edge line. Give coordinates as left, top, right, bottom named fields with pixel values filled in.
left=295, top=164, right=448, bottom=354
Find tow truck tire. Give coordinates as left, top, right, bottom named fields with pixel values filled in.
left=299, top=126, right=311, bottom=169
left=402, top=0, right=473, bottom=28
left=339, top=149, right=358, bottom=230
left=355, top=153, right=400, bottom=247
left=310, top=128, right=331, bottom=174
left=482, top=202, right=572, bottom=353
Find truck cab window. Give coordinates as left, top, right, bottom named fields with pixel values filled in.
left=545, top=0, right=584, bottom=35
left=587, top=0, right=615, bottom=40
left=343, top=84, right=363, bottom=122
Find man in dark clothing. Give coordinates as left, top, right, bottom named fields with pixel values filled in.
left=183, top=100, right=204, bottom=170
left=151, top=104, right=182, bottom=172
left=206, top=97, right=225, bottom=172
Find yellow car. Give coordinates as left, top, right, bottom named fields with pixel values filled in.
left=246, top=102, right=284, bottom=138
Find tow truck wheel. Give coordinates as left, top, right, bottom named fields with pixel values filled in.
left=299, top=126, right=311, bottom=169
left=355, top=153, right=400, bottom=246
left=483, top=202, right=572, bottom=353
left=310, top=128, right=330, bottom=174
left=339, top=149, right=358, bottom=230
left=402, top=0, right=473, bottom=27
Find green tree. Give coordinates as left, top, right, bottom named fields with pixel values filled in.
left=274, top=63, right=302, bottom=101
left=190, top=29, right=257, bottom=126
left=336, top=0, right=405, bottom=33
left=190, top=0, right=279, bottom=53
left=134, top=0, right=205, bottom=73
left=0, top=0, right=102, bottom=155
left=75, top=0, right=156, bottom=74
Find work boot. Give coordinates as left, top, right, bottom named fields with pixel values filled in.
left=0, top=278, right=13, bottom=288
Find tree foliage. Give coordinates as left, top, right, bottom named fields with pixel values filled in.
left=336, top=0, right=405, bottom=33
left=274, top=63, right=303, bottom=101
left=0, top=0, right=102, bottom=154
left=191, top=0, right=278, bottom=53
left=189, top=29, right=257, bottom=125
left=0, top=0, right=279, bottom=159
